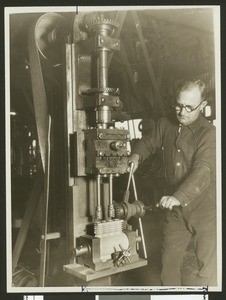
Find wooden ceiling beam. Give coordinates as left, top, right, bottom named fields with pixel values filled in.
left=131, top=11, right=166, bottom=115
left=108, top=11, right=127, bottom=67
left=119, top=41, right=145, bottom=112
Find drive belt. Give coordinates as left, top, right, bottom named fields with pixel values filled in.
left=28, top=16, right=50, bottom=287
left=28, top=19, right=49, bottom=172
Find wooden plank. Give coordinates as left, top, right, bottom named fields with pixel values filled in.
left=12, top=169, right=43, bottom=273
left=63, top=258, right=147, bottom=281
left=131, top=11, right=166, bottom=115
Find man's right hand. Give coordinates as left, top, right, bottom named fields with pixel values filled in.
left=127, top=153, right=140, bottom=173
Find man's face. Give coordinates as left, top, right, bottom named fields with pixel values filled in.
left=175, top=87, right=206, bottom=125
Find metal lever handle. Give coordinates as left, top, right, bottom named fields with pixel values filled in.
left=122, top=162, right=147, bottom=259
left=131, top=174, right=147, bottom=259
left=126, top=161, right=134, bottom=191
left=122, top=161, right=134, bottom=203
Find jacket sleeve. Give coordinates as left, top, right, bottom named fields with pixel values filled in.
left=132, top=117, right=165, bottom=163
left=173, top=126, right=216, bottom=207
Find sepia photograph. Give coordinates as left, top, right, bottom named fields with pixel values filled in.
left=5, top=5, right=221, bottom=293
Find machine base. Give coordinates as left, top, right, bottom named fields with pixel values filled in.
left=63, top=258, right=147, bottom=282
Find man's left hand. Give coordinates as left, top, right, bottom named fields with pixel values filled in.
left=157, top=196, right=181, bottom=210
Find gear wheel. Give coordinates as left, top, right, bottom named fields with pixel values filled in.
left=83, top=13, right=119, bottom=33
left=83, top=87, right=120, bottom=96
left=113, top=202, right=124, bottom=219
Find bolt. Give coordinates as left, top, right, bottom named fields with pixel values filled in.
left=101, top=98, right=105, bottom=102
left=100, top=38, right=104, bottom=43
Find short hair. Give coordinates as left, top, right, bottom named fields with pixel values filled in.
left=176, top=79, right=206, bottom=101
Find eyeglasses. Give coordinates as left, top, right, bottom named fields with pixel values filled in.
left=173, top=101, right=204, bottom=113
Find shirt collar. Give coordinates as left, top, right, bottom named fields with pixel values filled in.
left=180, top=114, right=204, bottom=133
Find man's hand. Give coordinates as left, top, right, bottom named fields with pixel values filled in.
left=127, top=153, right=140, bottom=173
left=157, top=196, right=181, bottom=210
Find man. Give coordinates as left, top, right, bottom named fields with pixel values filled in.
left=129, top=79, right=217, bottom=286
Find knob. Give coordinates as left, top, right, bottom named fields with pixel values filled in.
left=110, top=141, right=124, bottom=151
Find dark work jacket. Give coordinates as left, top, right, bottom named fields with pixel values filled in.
left=132, top=114, right=216, bottom=214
